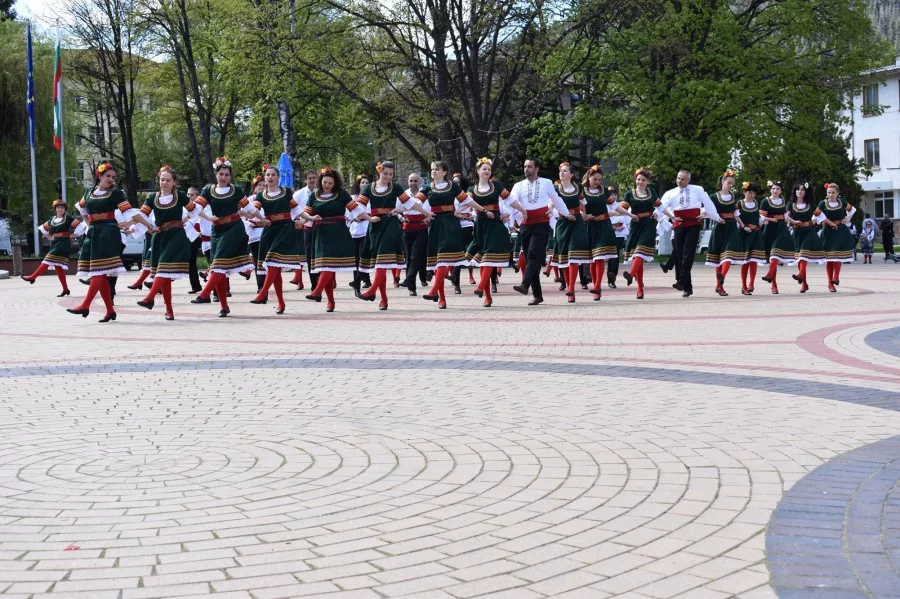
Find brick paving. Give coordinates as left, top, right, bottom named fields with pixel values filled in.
left=0, top=261, right=899, bottom=598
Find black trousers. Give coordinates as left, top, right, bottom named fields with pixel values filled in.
left=352, top=236, right=370, bottom=285
left=452, top=226, right=475, bottom=285
left=885, top=237, right=894, bottom=257
left=672, top=224, right=701, bottom=293
left=108, top=241, right=127, bottom=299
left=188, top=237, right=202, bottom=291
left=402, top=228, right=428, bottom=290
left=608, top=237, right=626, bottom=282
left=519, top=223, right=551, bottom=299
left=249, top=241, right=264, bottom=291
left=304, top=227, right=318, bottom=287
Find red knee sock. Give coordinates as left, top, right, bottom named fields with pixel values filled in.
left=748, top=263, right=757, bottom=288
left=825, top=262, right=834, bottom=282
left=765, top=258, right=777, bottom=280
left=365, top=269, right=386, bottom=298
left=144, top=277, right=165, bottom=302
left=721, top=263, right=731, bottom=278
left=322, top=272, right=335, bottom=305
left=832, top=262, right=842, bottom=282
left=28, top=263, right=50, bottom=280
left=435, top=266, right=448, bottom=301
left=290, top=269, right=301, bottom=285
left=132, top=269, right=150, bottom=287
left=77, top=276, right=104, bottom=310
left=98, top=276, right=114, bottom=313
left=797, top=261, right=806, bottom=282
left=741, top=263, right=750, bottom=289
left=633, top=257, right=644, bottom=289
left=161, top=278, right=173, bottom=314
left=216, top=276, right=229, bottom=310
left=200, top=272, right=222, bottom=299
left=477, top=266, right=491, bottom=293
left=255, top=266, right=279, bottom=300
left=378, top=274, right=388, bottom=303
left=595, top=261, right=605, bottom=287
left=54, top=266, right=68, bottom=291
left=518, top=253, right=526, bottom=278
left=273, top=268, right=284, bottom=307
left=567, top=264, right=578, bottom=293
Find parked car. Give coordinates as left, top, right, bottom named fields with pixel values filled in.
left=122, top=234, right=145, bottom=271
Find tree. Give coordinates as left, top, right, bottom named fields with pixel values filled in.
left=0, top=0, right=15, bottom=21
left=67, top=0, right=152, bottom=204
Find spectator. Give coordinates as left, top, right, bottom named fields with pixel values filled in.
left=882, top=215, right=894, bottom=258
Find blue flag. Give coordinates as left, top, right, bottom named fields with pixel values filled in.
left=26, top=22, right=36, bottom=148
left=277, top=152, right=294, bottom=188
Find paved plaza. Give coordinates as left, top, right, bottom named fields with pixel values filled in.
left=1, top=262, right=899, bottom=599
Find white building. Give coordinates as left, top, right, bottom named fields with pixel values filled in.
left=847, top=57, right=900, bottom=240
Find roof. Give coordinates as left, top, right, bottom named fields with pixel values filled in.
left=862, top=58, right=900, bottom=79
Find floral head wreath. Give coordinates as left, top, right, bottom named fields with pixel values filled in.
left=588, top=164, right=602, bottom=175
left=803, top=182, right=809, bottom=189
left=633, top=167, right=652, bottom=178
left=262, top=163, right=273, bottom=172
left=158, top=164, right=173, bottom=175
left=452, top=172, right=462, bottom=180
left=375, top=161, right=384, bottom=173
left=768, top=180, right=782, bottom=188
left=742, top=181, right=751, bottom=190
left=476, top=157, right=492, bottom=167
left=355, top=173, right=366, bottom=182
left=251, top=175, right=263, bottom=187
left=824, top=182, right=833, bottom=190
left=213, top=157, right=232, bottom=170
left=95, top=162, right=113, bottom=176
left=722, top=169, right=737, bottom=178
left=559, top=161, right=571, bottom=169
left=319, top=167, right=333, bottom=176
left=52, top=198, right=65, bottom=208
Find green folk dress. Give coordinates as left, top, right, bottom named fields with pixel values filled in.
left=621, top=188, right=660, bottom=263
left=583, top=186, right=619, bottom=262
left=465, top=180, right=512, bottom=267
left=254, top=186, right=304, bottom=272
left=38, top=214, right=85, bottom=269
left=421, top=181, right=469, bottom=270
left=721, top=200, right=767, bottom=265
left=552, top=183, right=590, bottom=266
left=704, top=191, right=738, bottom=267
left=358, top=182, right=410, bottom=272
left=139, top=191, right=196, bottom=279
left=76, top=187, right=134, bottom=278
left=760, top=196, right=795, bottom=264
left=195, top=185, right=254, bottom=275
left=816, top=199, right=856, bottom=263
left=305, top=189, right=363, bottom=272
left=787, top=202, right=824, bottom=264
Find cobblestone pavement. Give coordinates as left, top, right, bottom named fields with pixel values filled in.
left=1, top=261, right=899, bottom=599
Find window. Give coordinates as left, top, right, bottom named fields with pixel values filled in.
left=874, top=191, right=895, bottom=219
left=865, top=139, right=880, bottom=168
left=862, top=84, right=879, bottom=116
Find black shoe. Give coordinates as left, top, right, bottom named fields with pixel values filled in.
left=249, top=297, right=268, bottom=304
left=99, top=312, right=117, bottom=322
left=398, top=280, right=409, bottom=288
left=558, top=282, right=566, bottom=291
left=833, top=279, right=840, bottom=286
left=581, top=283, right=588, bottom=290
left=305, top=294, right=322, bottom=302
left=491, top=282, right=497, bottom=293
left=362, top=281, right=372, bottom=289
left=141, top=280, right=152, bottom=289
left=165, top=313, right=175, bottom=321
left=660, top=263, right=669, bottom=273
left=79, top=278, right=90, bottom=285
left=512, top=284, right=528, bottom=295
left=674, top=282, right=685, bottom=291
left=761, top=275, right=773, bottom=283
left=191, top=296, right=211, bottom=304
left=474, top=290, right=484, bottom=298
left=394, top=276, right=401, bottom=287
left=682, top=291, right=692, bottom=297
left=57, top=289, right=71, bottom=297
left=218, top=308, right=230, bottom=317
left=420, top=279, right=428, bottom=288
left=188, top=288, right=201, bottom=294
left=528, top=297, right=544, bottom=306
left=454, top=284, right=462, bottom=295
left=792, top=274, right=802, bottom=283
left=21, top=275, right=34, bottom=284
left=66, top=308, right=89, bottom=318
left=136, top=298, right=154, bottom=310
left=354, top=288, right=362, bottom=298
left=608, top=281, right=616, bottom=289
left=422, top=293, right=439, bottom=302
left=622, top=272, right=633, bottom=286
left=409, top=290, right=417, bottom=296
left=359, top=292, right=376, bottom=302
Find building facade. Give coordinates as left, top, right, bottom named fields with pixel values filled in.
left=848, top=57, right=900, bottom=240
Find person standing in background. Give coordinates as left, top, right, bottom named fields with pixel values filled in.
left=882, top=215, right=894, bottom=258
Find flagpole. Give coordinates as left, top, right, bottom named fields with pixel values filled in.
left=56, top=22, right=67, bottom=205
left=27, top=22, right=40, bottom=256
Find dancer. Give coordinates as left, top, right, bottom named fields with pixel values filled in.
left=358, top=161, right=430, bottom=310
left=129, top=165, right=200, bottom=320
left=190, top=157, right=268, bottom=317
left=507, top=158, right=573, bottom=305
left=420, top=161, right=492, bottom=309
left=815, top=183, right=856, bottom=292
left=658, top=169, right=723, bottom=297
left=186, top=186, right=204, bottom=293
left=607, top=186, right=629, bottom=289
left=292, top=169, right=318, bottom=290
left=721, top=182, right=766, bottom=295
left=582, top=165, right=625, bottom=300
left=705, top=170, right=738, bottom=296
left=250, top=165, right=304, bottom=314
left=451, top=172, right=477, bottom=292
left=785, top=182, right=822, bottom=293
left=759, top=181, right=795, bottom=294
left=552, top=162, right=591, bottom=303
left=465, top=157, right=509, bottom=307
left=304, top=167, right=378, bottom=312
left=348, top=173, right=371, bottom=297
left=67, top=162, right=137, bottom=322
left=398, top=172, right=429, bottom=296
left=246, top=175, right=266, bottom=294
left=21, top=199, right=85, bottom=295
left=621, top=168, right=659, bottom=299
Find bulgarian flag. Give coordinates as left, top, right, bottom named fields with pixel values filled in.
left=52, top=29, right=63, bottom=151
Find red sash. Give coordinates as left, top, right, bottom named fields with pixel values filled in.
left=674, top=208, right=701, bottom=229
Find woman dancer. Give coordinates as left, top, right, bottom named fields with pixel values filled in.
left=722, top=182, right=766, bottom=295
left=349, top=173, right=371, bottom=296
left=759, top=181, right=795, bottom=294
left=420, top=161, right=490, bottom=309
left=581, top=164, right=624, bottom=300
left=785, top=182, right=822, bottom=293
left=357, top=161, right=430, bottom=310
left=815, top=183, right=856, bottom=292
left=247, top=175, right=266, bottom=294
left=190, top=157, right=268, bottom=317
left=128, top=165, right=199, bottom=320
left=465, top=157, right=508, bottom=307
left=21, top=199, right=86, bottom=295
left=553, top=163, right=591, bottom=303
left=67, top=162, right=137, bottom=322
left=706, top=170, right=738, bottom=296
left=304, top=167, right=378, bottom=312
left=250, top=165, right=304, bottom=314
left=621, top=168, right=658, bottom=299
